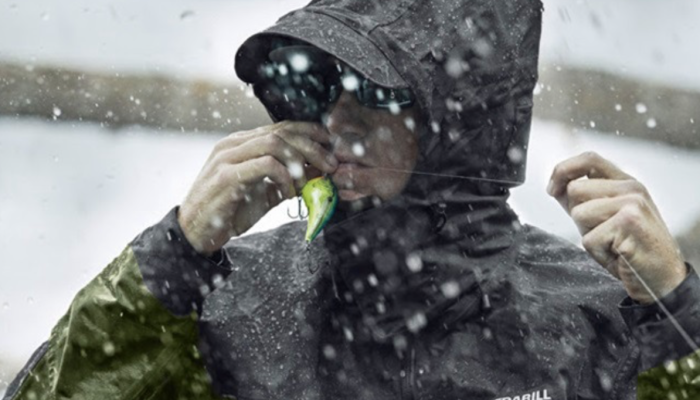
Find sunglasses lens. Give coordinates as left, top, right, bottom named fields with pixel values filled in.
left=357, top=79, right=415, bottom=110
left=254, top=54, right=415, bottom=122
left=255, top=63, right=334, bottom=122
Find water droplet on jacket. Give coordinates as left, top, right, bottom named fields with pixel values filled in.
left=367, top=274, right=378, bottom=287
left=343, top=326, right=354, bottom=341
left=323, top=344, right=337, bottom=359
left=665, top=360, right=678, bottom=374
left=483, top=327, right=493, bottom=340
left=507, top=147, right=524, bottom=163
left=406, top=253, right=423, bottom=272
left=376, top=302, right=386, bottom=314
left=440, top=281, right=460, bottom=298
left=597, top=370, right=613, bottom=392
left=445, top=57, right=464, bottom=78
left=103, top=341, right=116, bottom=356
left=406, top=312, right=427, bottom=333
left=393, top=335, right=407, bottom=352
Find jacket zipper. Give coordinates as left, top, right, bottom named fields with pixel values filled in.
left=400, top=342, right=417, bottom=400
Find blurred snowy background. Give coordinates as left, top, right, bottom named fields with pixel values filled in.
left=1, top=0, right=700, bottom=393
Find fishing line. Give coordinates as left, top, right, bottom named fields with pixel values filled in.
left=618, top=253, right=699, bottom=353
left=294, top=167, right=699, bottom=354
left=301, top=167, right=507, bottom=229
left=370, top=166, right=523, bottom=186
left=295, top=167, right=521, bottom=231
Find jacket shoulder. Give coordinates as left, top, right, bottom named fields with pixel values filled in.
left=205, top=220, right=326, bottom=313
left=518, top=224, right=617, bottom=281
left=513, top=225, right=639, bottom=399
left=519, top=225, right=593, bottom=263
left=514, top=224, right=630, bottom=326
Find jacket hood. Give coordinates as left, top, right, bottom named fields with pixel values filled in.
left=235, top=0, right=544, bottom=344
left=235, top=0, right=543, bottom=188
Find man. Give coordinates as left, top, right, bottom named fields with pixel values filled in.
left=5, top=0, right=699, bottom=399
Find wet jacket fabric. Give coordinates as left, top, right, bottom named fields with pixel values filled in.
left=6, top=0, right=700, bottom=399
left=5, top=207, right=700, bottom=400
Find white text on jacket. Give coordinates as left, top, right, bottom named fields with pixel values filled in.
left=495, top=389, right=552, bottom=400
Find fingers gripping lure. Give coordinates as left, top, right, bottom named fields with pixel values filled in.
left=301, top=176, right=338, bottom=243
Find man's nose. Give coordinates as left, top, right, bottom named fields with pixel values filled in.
left=324, top=90, right=369, bottom=144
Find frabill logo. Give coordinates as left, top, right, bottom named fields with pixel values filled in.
left=495, top=389, right=552, bottom=400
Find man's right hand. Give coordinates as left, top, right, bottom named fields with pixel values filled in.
left=177, top=121, right=338, bottom=256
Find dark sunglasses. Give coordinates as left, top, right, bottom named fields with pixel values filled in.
left=252, top=46, right=415, bottom=122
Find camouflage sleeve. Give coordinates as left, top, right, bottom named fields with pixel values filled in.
left=637, top=349, right=700, bottom=400
left=3, top=208, right=233, bottom=400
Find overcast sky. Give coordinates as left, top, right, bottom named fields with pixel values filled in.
left=1, top=0, right=700, bottom=88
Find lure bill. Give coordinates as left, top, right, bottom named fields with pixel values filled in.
left=301, top=176, right=338, bottom=243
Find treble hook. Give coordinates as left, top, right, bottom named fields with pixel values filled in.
left=287, top=196, right=309, bottom=219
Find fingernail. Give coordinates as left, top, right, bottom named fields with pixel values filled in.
left=546, top=180, right=554, bottom=196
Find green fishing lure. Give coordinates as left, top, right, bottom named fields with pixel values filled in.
left=301, top=176, right=338, bottom=243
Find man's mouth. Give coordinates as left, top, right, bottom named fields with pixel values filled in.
left=330, top=160, right=369, bottom=201
left=337, top=189, right=367, bottom=201
left=326, top=146, right=374, bottom=201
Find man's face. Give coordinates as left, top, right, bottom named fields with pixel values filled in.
left=324, top=89, right=420, bottom=203
left=254, top=46, right=421, bottom=204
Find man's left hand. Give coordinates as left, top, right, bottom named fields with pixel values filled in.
left=547, top=151, right=687, bottom=304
